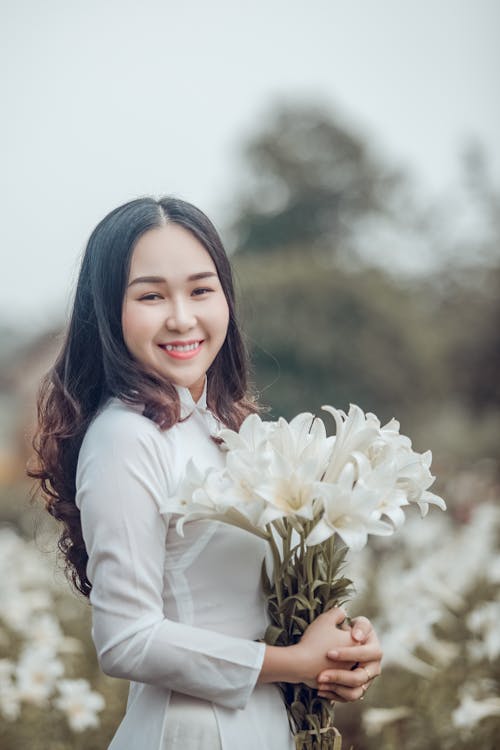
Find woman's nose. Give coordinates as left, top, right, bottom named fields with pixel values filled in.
left=165, top=298, right=196, bottom=332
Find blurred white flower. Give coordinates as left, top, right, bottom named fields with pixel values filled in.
left=0, top=585, right=53, bottom=632
left=53, top=678, right=105, bottom=732
left=19, top=612, right=63, bottom=655
left=0, top=691, right=20, bottom=721
left=0, top=528, right=106, bottom=735
left=0, top=529, right=56, bottom=591
left=58, top=636, right=85, bottom=655
left=485, top=555, right=500, bottom=584
left=421, top=635, right=460, bottom=667
left=0, top=660, right=14, bottom=679
left=466, top=600, right=500, bottom=661
left=452, top=695, right=500, bottom=729
left=0, top=660, right=20, bottom=721
left=362, top=706, right=412, bottom=735
left=15, top=647, right=64, bottom=706
left=378, top=627, right=437, bottom=678
left=0, top=626, right=9, bottom=648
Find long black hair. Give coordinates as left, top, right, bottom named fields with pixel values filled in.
left=28, top=195, right=265, bottom=597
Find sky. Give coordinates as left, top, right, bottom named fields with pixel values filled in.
left=2, top=0, right=499, bottom=331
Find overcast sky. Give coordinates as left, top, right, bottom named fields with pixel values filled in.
left=2, top=0, right=499, bottom=331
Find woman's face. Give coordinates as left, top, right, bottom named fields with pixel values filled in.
left=122, top=223, right=230, bottom=402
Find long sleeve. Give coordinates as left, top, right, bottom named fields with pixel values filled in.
left=75, top=405, right=265, bottom=711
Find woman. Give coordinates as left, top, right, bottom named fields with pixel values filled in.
left=29, top=196, right=382, bottom=749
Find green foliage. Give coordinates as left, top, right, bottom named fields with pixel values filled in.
left=235, top=254, right=440, bottom=421
left=261, top=519, right=353, bottom=747
left=233, top=249, right=500, bottom=465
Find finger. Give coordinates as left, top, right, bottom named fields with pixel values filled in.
left=319, top=684, right=365, bottom=702
left=350, top=616, right=373, bottom=643
left=359, top=661, right=382, bottom=681
left=317, top=665, right=375, bottom=688
left=327, top=644, right=382, bottom=663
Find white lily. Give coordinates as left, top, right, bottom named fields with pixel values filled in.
left=174, top=463, right=236, bottom=533
left=270, top=413, right=333, bottom=476
left=254, top=459, right=321, bottom=527
left=394, top=449, right=446, bottom=515
left=355, top=458, right=410, bottom=527
left=217, top=413, right=275, bottom=452
left=307, top=472, right=393, bottom=549
left=321, top=404, right=381, bottom=483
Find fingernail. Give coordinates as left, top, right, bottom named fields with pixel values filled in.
left=353, top=629, right=364, bottom=640
left=329, top=650, right=339, bottom=658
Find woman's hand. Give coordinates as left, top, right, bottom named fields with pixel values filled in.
left=291, top=607, right=358, bottom=685
left=259, top=610, right=382, bottom=704
left=259, top=607, right=354, bottom=686
left=316, top=616, right=382, bottom=702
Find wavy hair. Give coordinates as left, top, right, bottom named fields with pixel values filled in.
left=28, top=196, right=267, bottom=598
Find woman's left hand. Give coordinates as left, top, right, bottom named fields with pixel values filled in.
left=316, top=616, right=382, bottom=703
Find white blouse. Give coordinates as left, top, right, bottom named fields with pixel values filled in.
left=75, top=376, right=294, bottom=750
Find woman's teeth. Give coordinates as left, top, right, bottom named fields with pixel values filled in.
left=164, top=342, right=201, bottom=352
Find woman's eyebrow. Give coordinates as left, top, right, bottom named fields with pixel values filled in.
left=127, top=271, right=217, bottom=288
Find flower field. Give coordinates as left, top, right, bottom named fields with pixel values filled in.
left=0, top=501, right=128, bottom=749
left=0, top=459, right=499, bottom=749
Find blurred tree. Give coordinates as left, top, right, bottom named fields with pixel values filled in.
left=423, top=146, right=500, bottom=414
left=438, top=266, right=500, bottom=412
left=231, top=102, right=405, bottom=257
left=229, top=103, right=500, bottom=463
left=233, top=252, right=445, bottom=431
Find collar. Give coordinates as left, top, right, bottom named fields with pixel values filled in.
left=173, top=376, right=222, bottom=436
left=174, top=374, right=208, bottom=416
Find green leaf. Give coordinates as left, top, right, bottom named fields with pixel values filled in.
left=291, top=614, right=310, bottom=632
left=264, top=624, right=285, bottom=646
left=260, top=559, right=272, bottom=595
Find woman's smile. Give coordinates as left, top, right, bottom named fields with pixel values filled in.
left=159, top=340, right=204, bottom=359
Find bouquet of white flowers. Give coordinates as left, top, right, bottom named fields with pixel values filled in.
left=173, top=404, right=446, bottom=749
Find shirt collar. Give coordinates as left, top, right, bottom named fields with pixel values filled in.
left=173, top=376, right=224, bottom=437
left=173, top=375, right=208, bottom=418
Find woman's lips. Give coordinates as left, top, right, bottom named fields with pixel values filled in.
left=159, top=341, right=204, bottom=360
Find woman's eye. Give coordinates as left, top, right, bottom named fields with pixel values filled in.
left=192, top=287, right=213, bottom=296
left=140, top=293, right=162, bottom=301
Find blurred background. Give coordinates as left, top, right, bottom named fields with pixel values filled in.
left=1, top=1, right=499, bottom=748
